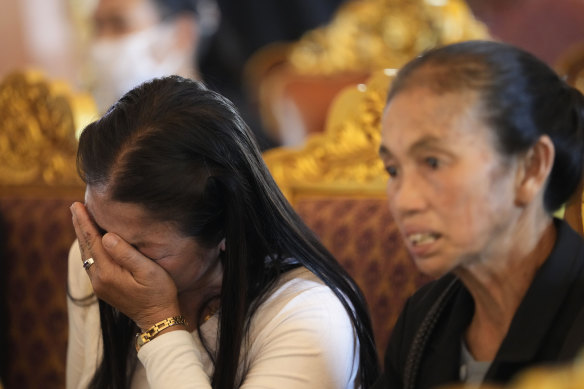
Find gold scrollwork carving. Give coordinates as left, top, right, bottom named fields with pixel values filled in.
left=288, top=0, right=488, bottom=75
left=264, top=70, right=394, bottom=201
left=0, top=71, right=97, bottom=188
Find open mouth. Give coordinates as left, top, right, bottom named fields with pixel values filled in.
left=407, top=232, right=440, bottom=246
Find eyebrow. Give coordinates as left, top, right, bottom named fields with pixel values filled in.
left=379, top=135, right=445, bottom=158
left=409, top=135, right=445, bottom=152
left=378, top=144, right=391, bottom=158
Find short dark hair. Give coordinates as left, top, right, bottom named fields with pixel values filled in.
left=151, top=0, right=198, bottom=20
left=78, top=76, right=379, bottom=389
left=387, top=40, right=584, bottom=212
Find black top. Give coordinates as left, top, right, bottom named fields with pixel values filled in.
left=373, top=219, right=584, bottom=389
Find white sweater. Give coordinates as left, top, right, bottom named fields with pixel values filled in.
left=66, top=241, right=360, bottom=388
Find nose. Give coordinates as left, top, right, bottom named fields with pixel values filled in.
left=387, top=171, right=427, bottom=218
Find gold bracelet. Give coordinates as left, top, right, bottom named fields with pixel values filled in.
left=135, top=315, right=188, bottom=352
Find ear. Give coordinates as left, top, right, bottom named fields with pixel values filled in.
left=218, top=238, right=226, bottom=252
left=515, top=135, right=555, bottom=207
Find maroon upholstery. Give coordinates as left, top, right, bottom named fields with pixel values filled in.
left=295, top=196, right=431, bottom=358
left=0, top=195, right=82, bottom=389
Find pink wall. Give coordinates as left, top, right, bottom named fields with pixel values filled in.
left=0, top=1, right=29, bottom=77
left=466, top=0, right=584, bottom=65
left=0, top=0, right=80, bottom=87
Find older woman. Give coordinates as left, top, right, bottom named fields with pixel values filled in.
left=375, top=41, right=584, bottom=388
left=66, top=76, right=379, bottom=389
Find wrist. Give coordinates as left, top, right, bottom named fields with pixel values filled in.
left=137, top=306, right=181, bottom=331
left=135, top=315, right=188, bottom=352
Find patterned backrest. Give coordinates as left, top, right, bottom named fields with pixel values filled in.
left=0, top=71, right=96, bottom=388
left=264, top=70, right=431, bottom=358
left=294, top=194, right=430, bottom=357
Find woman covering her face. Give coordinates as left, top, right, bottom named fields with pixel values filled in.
left=66, top=76, right=379, bottom=389
left=375, top=40, right=584, bottom=388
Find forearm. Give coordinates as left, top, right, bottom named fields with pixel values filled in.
left=138, top=330, right=211, bottom=389
left=66, top=240, right=101, bottom=389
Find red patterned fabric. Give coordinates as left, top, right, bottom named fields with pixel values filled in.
left=0, top=195, right=81, bottom=389
left=295, top=196, right=431, bottom=358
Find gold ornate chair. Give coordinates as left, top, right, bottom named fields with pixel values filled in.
left=263, top=70, right=431, bottom=358
left=0, top=70, right=96, bottom=388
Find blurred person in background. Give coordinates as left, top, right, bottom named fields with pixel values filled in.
left=88, top=0, right=219, bottom=113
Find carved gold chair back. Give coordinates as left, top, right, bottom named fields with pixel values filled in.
left=0, top=70, right=94, bottom=193
left=264, top=69, right=392, bottom=200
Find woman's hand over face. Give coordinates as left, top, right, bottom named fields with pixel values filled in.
left=71, top=202, right=181, bottom=330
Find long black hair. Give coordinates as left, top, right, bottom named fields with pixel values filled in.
left=76, top=76, right=379, bottom=388
left=387, top=40, right=584, bottom=212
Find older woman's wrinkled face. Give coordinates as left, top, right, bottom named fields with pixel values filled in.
left=84, top=185, right=222, bottom=294
left=379, top=87, right=520, bottom=277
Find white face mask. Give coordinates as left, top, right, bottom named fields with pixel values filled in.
left=89, top=24, right=191, bottom=113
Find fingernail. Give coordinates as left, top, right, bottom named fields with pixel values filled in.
left=103, top=233, right=119, bottom=249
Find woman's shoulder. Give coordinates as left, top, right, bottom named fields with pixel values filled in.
left=253, top=266, right=350, bottom=326
left=247, top=266, right=358, bottom=367
left=263, top=266, right=337, bottom=307
left=243, top=267, right=360, bottom=386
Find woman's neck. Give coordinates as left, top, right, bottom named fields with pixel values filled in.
left=454, top=213, right=556, bottom=361
left=178, top=290, right=221, bottom=332
left=178, top=261, right=223, bottom=331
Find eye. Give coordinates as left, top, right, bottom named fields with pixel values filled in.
left=425, top=156, right=440, bottom=170
left=385, top=165, right=399, bottom=178
left=136, top=247, right=156, bottom=261
left=96, top=225, right=107, bottom=236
